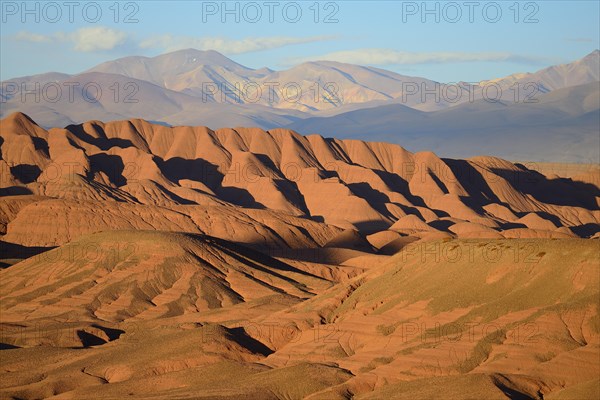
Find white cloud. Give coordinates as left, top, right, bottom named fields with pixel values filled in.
left=14, top=28, right=332, bottom=55
left=71, top=27, right=127, bottom=52
left=14, top=31, right=51, bottom=43
left=139, top=35, right=334, bottom=54
left=15, top=27, right=127, bottom=52
left=289, top=49, right=545, bottom=66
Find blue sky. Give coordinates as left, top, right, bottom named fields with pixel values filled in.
left=1, top=1, right=598, bottom=82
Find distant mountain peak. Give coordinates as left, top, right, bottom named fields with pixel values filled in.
left=4, top=111, right=47, bottom=128
left=581, top=49, right=599, bottom=61
left=158, top=48, right=238, bottom=63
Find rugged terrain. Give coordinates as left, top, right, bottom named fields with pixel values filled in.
left=0, top=113, right=599, bottom=399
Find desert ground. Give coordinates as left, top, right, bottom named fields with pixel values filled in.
left=0, top=112, right=599, bottom=399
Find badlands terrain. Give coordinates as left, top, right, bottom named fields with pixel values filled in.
left=0, top=112, right=599, bottom=399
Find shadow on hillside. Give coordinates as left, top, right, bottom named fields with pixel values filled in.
left=372, top=169, right=428, bottom=207
left=65, top=123, right=135, bottom=151
left=266, top=247, right=370, bottom=265
left=227, top=327, right=274, bottom=356
left=493, top=166, right=600, bottom=209
left=10, top=164, right=42, bottom=184
left=444, top=159, right=501, bottom=204
left=347, top=182, right=396, bottom=222
left=348, top=182, right=389, bottom=204
left=428, top=219, right=455, bottom=231
left=89, top=153, right=129, bottom=186
left=151, top=181, right=198, bottom=205
left=161, top=157, right=222, bottom=188
left=0, top=186, right=33, bottom=196
left=209, top=236, right=321, bottom=280
left=571, top=223, right=600, bottom=237
left=216, top=186, right=265, bottom=209
left=31, top=136, right=50, bottom=155
left=443, top=159, right=599, bottom=210
left=76, top=324, right=126, bottom=348
left=76, top=330, right=108, bottom=347
left=0, top=241, right=55, bottom=268
left=353, top=219, right=393, bottom=234
left=272, top=179, right=311, bottom=215
left=499, top=222, right=528, bottom=230
left=160, top=157, right=267, bottom=209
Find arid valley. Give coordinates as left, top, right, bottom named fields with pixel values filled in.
left=0, top=109, right=598, bottom=399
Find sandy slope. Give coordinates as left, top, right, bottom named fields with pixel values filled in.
left=0, top=113, right=599, bottom=399
left=1, top=237, right=598, bottom=399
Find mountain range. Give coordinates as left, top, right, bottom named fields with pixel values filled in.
left=1, top=49, right=598, bottom=162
